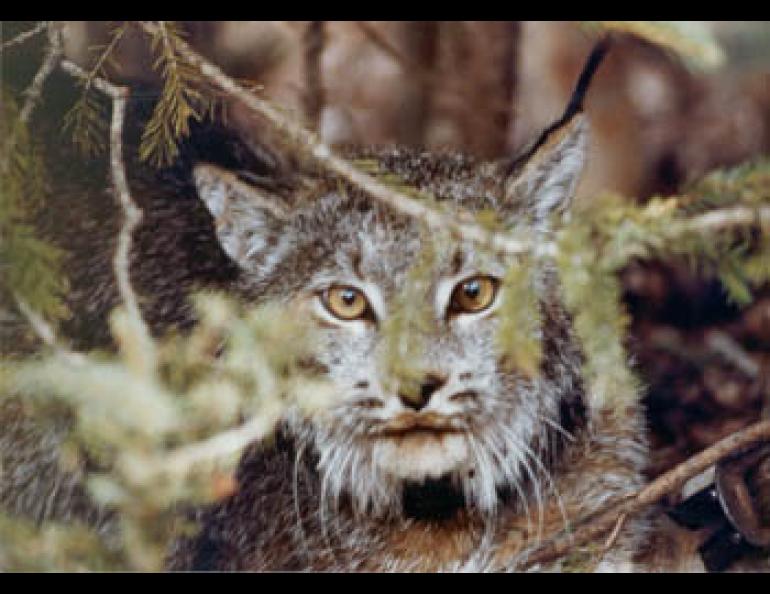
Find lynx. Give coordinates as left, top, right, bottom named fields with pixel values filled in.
left=161, top=99, right=656, bottom=570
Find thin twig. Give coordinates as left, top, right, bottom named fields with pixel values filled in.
left=682, top=206, right=770, bottom=233
left=60, top=58, right=151, bottom=345
left=125, top=403, right=283, bottom=482
left=13, top=295, right=86, bottom=366
left=602, top=512, right=627, bottom=552
left=0, top=21, right=49, bottom=54
left=519, top=419, right=770, bottom=569
left=60, top=58, right=125, bottom=98
left=137, top=20, right=536, bottom=258
left=2, top=22, right=63, bottom=174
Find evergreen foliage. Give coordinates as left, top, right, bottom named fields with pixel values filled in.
left=2, top=296, right=330, bottom=570
left=0, top=93, right=68, bottom=325
left=138, top=21, right=223, bottom=168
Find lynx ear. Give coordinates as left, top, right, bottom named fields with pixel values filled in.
left=193, top=163, right=288, bottom=268
left=502, top=114, right=588, bottom=229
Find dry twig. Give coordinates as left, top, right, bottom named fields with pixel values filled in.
left=683, top=206, right=770, bottom=233
left=13, top=295, right=86, bottom=366
left=0, top=21, right=49, bottom=54
left=2, top=22, right=63, bottom=174
left=59, top=58, right=151, bottom=345
left=519, top=419, right=770, bottom=569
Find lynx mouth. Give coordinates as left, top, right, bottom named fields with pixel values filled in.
left=370, top=414, right=471, bottom=481
left=371, top=412, right=466, bottom=438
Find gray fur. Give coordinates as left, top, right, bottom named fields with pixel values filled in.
left=169, top=119, right=649, bottom=571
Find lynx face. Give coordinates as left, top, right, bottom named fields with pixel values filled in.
left=193, top=116, right=588, bottom=521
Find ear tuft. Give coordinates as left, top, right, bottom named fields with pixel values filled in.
left=193, top=163, right=287, bottom=269
left=503, top=114, right=588, bottom=229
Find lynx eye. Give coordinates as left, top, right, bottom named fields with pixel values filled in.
left=449, top=276, right=498, bottom=315
left=323, top=285, right=371, bottom=321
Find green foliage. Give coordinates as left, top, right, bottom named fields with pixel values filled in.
left=0, top=514, right=123, bottom=572
left=139, top=21, right=222, bottom=168
left=495, top=258, right=542, bottom=378
left=2, top=295, right=328, bottom=571
left=380, top=226, right=443, bottom=401
left=62, top=23, right=126, bottom=157
left=0, top=93, right=68, bottom=322
left=552, top=161, right=770, bottom=409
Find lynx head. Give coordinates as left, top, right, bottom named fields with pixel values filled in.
left=193, top=114, right=588, bottom=522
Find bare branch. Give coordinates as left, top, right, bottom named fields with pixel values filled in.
left=0, top=21, right=49, bottom=54
left=129, top=403, right=283, bottom=482
left=2, top=22, right=63, bottom=174
left=682, top=206, right=770, bottom=233
left=519, top=419, right=770, bottom=569
left=59, top=58, right=152, bottom=346
left=13, top=295, right=86, bottom=366
left=59, top=58, right=124, bottom=98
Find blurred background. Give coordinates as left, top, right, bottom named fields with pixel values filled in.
left=58, top=21, right=770, bottom=201
left=5, top=20, right=770, bottom=481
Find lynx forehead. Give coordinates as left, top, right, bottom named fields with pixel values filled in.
left=192, top=116, right=589, bottom=520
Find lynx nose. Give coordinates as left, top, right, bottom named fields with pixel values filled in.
left=398, top=374, right=446, bottom=411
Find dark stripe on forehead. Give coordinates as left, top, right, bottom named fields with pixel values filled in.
left=451, top=249, right=465, bottom=276
left=351, top=245, right=364, bottom=281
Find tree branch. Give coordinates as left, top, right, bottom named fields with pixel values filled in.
left=683, top=206, right=770, bottom=233
left=2, top=22, right=63, bottom=174
left=59, top=58, right=152, bottom=346
left=13, top=295, right=86, bottom=366
left=519, top=419, right=770, bottom=569
left=0, top=21, right=49, bottom=54
left=127, top=403, right=283, bottom=483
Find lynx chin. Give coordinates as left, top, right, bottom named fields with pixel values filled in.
left=166, top=111, right=651, bottom=572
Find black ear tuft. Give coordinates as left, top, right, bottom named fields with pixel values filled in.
left=503, top=36, right=612, bottom=179
left=499, top=38, right=611, bottom=228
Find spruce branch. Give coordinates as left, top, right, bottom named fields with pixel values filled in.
left=138, top=21, right=219, bottom=168
left=128, top=401, right=283, bottom=484
left=518, top=419, right=770, bottom=570
left=62, top=23, right=127, bottom=157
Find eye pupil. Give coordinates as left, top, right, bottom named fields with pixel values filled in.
left=341, top=289, right=357, bottom=305
left=463, top=280, right=480, bottom=299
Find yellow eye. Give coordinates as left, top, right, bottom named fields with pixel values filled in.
left=324, top=285, right=371, bottom=321
left=450, top=276, right=498, bottom=314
